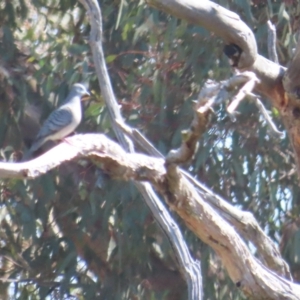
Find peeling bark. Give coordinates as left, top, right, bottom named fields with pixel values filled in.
left=0, top=134, right=299, bottom=298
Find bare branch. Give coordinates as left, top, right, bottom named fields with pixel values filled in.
left=78, top=0, right=203, bottom=298
left=146, top=0, right=285, bottom=106
left=163, top=73, right=256, bottom=164
left=253, top=96, right=285, bottom=139
left=164, top=167, right=300, bottom=299
left=267, top=20, right=279, bottom=64
left=195, top=72, right=260, bottom=118
left=146, top=0, right=257, bottom=69
left=0, top=133, right=298, bottom=298
left=226, top=71, right=259, bottom=116
left=185, top=175, right=291, bottom=279
left=72, top=0, right=300, bottom=298
left=147, top=0, right=300, bottom=178
left=118, top=86, right=290, bottom=279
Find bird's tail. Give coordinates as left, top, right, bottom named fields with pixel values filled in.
left=21, top=149, right=34, bottom=162
left=21, top=139, right=45, bottom=161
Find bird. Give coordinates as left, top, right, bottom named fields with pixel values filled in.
left=223, top=43, right=242, bottom=67
left=23, top=83, right=90, bottom=159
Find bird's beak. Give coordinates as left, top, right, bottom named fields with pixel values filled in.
left=81, top=91, right=90, bottom=101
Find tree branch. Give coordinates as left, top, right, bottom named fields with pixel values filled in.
left=117, top=80, right=291, bottom=279
left=146, top=0, right=257, bottom=69
left=0, top=133, right=299, bottom=298
left=78, top=0, right=203, bottom=298
left=146, top=0, right=285, bottom=107
left=267, top=20, right=279, bottom=64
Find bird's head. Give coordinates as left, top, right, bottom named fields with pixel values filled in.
left=72, top=83, right=90, bottom=99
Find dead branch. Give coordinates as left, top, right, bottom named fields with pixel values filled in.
left=146, top=0, right=300, bottom=182
left=0, top=133, right=299, bottom=298
left=146, top=0, right=285, bottom=103
left=253, top=96, right=285, bottom=139
left=226, top=72, right=259, bottom=116
left=146, top=0, right=257, bottom=69
left=78, top=0, right=202, bottom=298
left=121, top=123, right=292, bottom=281
left=117, top=79, right=291, bottom=280
left=267, top=20, right=279, bottom=64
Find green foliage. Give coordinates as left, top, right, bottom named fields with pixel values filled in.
left=0, top=0, right=298, bottom=299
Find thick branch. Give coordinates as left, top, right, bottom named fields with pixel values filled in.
left=146, top=0, right=300, bottom=181
left=281, top=39, right=300, bottom=178
left=146, top=0, right=257, bottom=69
left=164, top=166, right=300, bottom=299
left=146, top=0, right=285, bottom=106
left=0, top=133, right=299, bottom=298
left=283, top=38, right=300, bottom=97
left=0, top=134, right=165, bottom=179
left=118, top=79, right=290, bottom=279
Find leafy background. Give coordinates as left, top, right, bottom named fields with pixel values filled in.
left=0, top=0, right=299, bottom=299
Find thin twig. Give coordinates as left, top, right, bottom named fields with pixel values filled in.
left=267, top=20, right=279, bottom=64
left=251, top=94, right=285, bottom=139
left=227, top=72, right=259, bottom=116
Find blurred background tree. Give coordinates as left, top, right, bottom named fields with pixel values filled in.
left=0, top=0, right=299, bottom=299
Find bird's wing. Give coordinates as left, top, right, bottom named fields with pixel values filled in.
left=22, top=107, right=74, bottom=160
left=35, top=106, right=73, bottom=140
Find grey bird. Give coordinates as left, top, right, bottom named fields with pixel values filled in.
left=24, top=83, right=90, bottom=159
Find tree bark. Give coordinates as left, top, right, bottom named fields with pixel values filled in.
left=0, top=134, right=299, bottom=298
left=146, top=0, right=300, bottom=182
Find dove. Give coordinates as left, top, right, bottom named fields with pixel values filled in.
left=24, top=83, right=90, bottom=159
